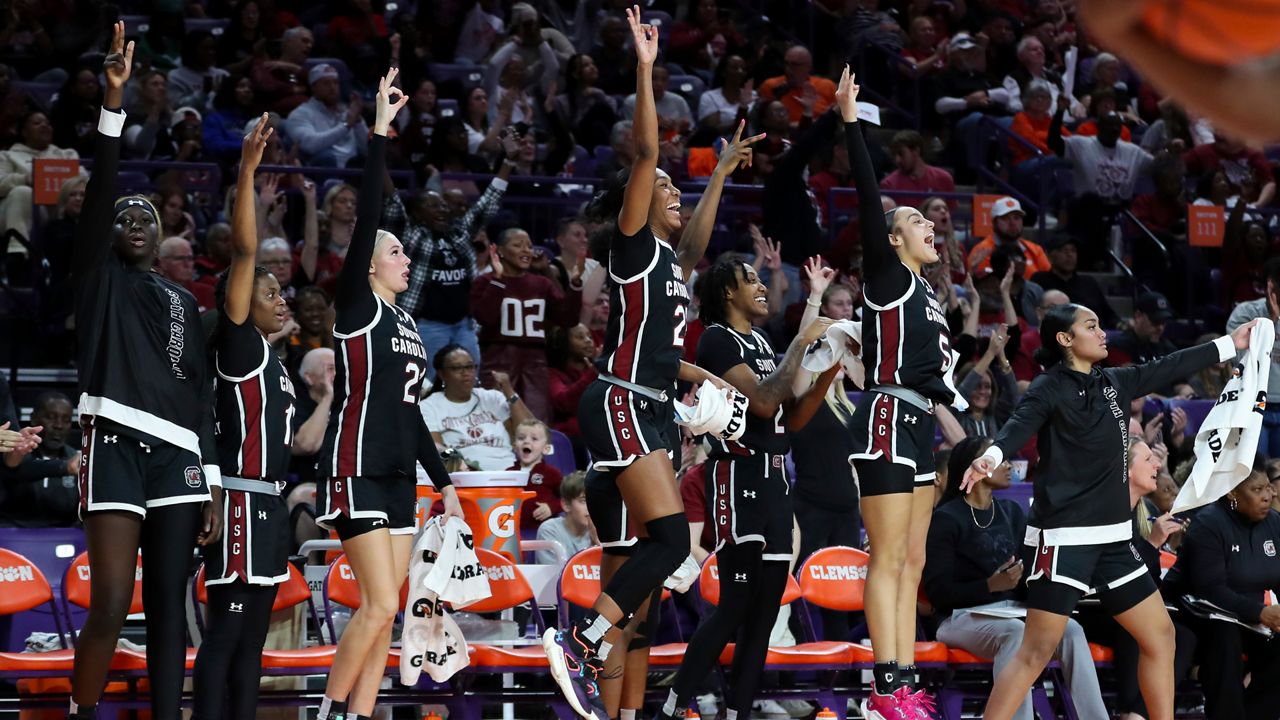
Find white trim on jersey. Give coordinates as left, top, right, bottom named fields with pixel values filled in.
left=1104, top=565, right=1148, bottom=591
left=862, top=266, right=917, bottom=312
left=848, top=392, right=920, bottom=471
left=214, top=335, right=271, bottom=383
left=714, top=461, right=766, bottom=548
left=1023, top=522, right=1131, bottom=548
left=1027, top=547, right=1091, bottom=593
left=331, top=325, right=375, bottom=478
left=79, top=394, right=201, bottom=458
left=608, top=236, right=663, bottom=286
left=761, top=554, right=792, bottom=562
left=332, top=290, right=386, bottom=339
left=146, top=495, right=209, bottom=508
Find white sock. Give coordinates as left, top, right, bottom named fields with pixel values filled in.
left=620, top=710, right=637, bottom=720
left=317, top=696, right=346, bottom=720
left=597, top=640, right=614, bottom=660
left=582, top=613, right=614, bottom=644
left=662, top=689, right=679, bottom=716
left=726, top=710, right=738, bottom=720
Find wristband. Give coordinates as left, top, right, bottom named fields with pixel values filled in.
left=805, top=297, right=821, bottom=308
left=507, top=393, right=521, bottom=406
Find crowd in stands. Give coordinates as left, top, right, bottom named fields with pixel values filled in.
left=5, top=0, right=1280, bottom=716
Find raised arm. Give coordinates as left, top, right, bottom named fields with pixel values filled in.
left=333, top=69, right=407, bottom=306
left=703, top=317, right=835, bottom=420
left=73, top=22, right=134, bottom=278
left=225, top=115, right=273, bottom=325
left=676, top=120, right=764, bottom=278
left=618, top=6, right=660, bottom=236
left=1114, top=333, right=1239, bottom=400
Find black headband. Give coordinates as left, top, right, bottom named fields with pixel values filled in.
left=113, top=196, right=159, bottom=226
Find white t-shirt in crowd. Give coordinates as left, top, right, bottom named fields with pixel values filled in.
left=535, top=517, right=595, bottom=564
left=1062, top=136, right=1153, bottom=201
left=697, top=88, right=754, bottom=130
left=420, top=389, right=514, bottom=471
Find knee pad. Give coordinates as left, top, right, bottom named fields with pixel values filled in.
left=643, top=513, right=690, bottom=573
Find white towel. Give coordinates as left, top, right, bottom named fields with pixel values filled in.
left=673, top=380, right=748, bottom=442
left=1173, top=323, right=1275, bottom=513
left=422, top=516, right=491, bottom=608
left=401, top=518, right=475, bottom=685
left=663, top=554, right=702, bottom=594
left=799, top=319, right=865, bottom=389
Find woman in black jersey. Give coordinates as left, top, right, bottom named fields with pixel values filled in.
left=192, top=115, right=294, bottom=720
left=961, top=304, right=1260, bottom=720
left=542, top=8, right=759, bottom=719
left=69, top=24, right=225, bottom=720
left=837, top=67, right=959, bottom=718
left=312, top=69, right=463, bottom=720
left=655, top=256, right=832, bottom=720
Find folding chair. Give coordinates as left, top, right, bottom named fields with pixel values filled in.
left=0, top=548, right=72, bottom=679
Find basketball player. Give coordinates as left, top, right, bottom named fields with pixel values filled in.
left=192, top=115, right=296, bottom=720
left=838, top=66, right=958, bottom=719
left=962, top=306, right=1260, bottom=720
left=540, top=9, right=748, bottom=719
left=313, top=69, right=463, bottom=720
left=69, top=23, right=225, bottom=720
left=656, top=256, right=833, bottom=720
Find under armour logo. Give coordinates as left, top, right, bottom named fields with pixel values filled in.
left=1232, top=545, right=1241, bottom=552
left=903, top=414, right=919, bottom=425
left=733, top=573, right=747, bottom=582
left=1078, top=390, right=1086, bottom=397
left=103, top=435, right=118, bottom=444
left=229, top=602, right=244, bottom=612
left=139, top=442, right=151, bottom=454
left=742, top=489, right=757, bottom=498
left=371, top=519, right=386, bottom=526
left=258, top=511, right=267, bottom=520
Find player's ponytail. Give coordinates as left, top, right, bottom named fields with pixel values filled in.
left=584, top=167, right=631, bottom=227
left=208, top=265, right=274, bottom=366
left=1034, top=303, right=1082, bottom=368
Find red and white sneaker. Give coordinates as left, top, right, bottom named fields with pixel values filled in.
left=893, top=687, right=938, bottom=720
left=860, top=690, right=908, bottom=720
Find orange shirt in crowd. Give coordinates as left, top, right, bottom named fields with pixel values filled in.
left=1008, top=112, right=1071, bottom=165
left=757, top=75, right=836, bottom=125
left=966, top=237, right=1052, bottom=279
left=1074, top=119, right=1132, bottom=143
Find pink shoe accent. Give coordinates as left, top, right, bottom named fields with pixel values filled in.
left=892, top=686, right=937, bottom=720
left=861, top=690, right=906, bottom=720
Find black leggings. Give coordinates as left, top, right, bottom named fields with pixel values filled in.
left=192, top=581, right=279, bottom=720
left=71, top=503, right=202, bottom=719
left=669, top=543, right=789, bottom=716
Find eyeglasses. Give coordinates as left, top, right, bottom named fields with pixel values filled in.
left=444, top=364, right=476, bottom=372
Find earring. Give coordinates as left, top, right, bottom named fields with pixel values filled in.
left=1229, top=495, right=1239, bottom=511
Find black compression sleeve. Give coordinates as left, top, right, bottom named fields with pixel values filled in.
left=333, top=135, right=387, bottom=313
left=73, top=108, right=122, bottom=278
left=417, top=415, right=452, bottom=488
left=845, top=121, right=911, bottom=301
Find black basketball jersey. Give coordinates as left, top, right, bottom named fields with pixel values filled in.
left=321, top=294, right=430, bottom=478
left=597, top=225, right=691, bottom=390
left=214, top=318, right=297, bottom=482
left=696, top=324, right=788, bottom=455
left=861, top=273, right=958, bottom=404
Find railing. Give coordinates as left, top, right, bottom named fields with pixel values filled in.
left=975, top=116, right=1057, bottom=235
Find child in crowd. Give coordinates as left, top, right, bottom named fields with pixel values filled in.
left=508, top=419, right=563, bottom=530
left=535, top=471, right=596, bottom=564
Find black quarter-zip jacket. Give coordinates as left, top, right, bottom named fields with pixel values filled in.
left=985, top=337, right=1233, bottom=545
left=1164, top=502, right=1280, bottom=625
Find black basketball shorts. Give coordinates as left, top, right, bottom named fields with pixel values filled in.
left=316, top=475, right=418, bottom=541
left=1024, top=531, right=1156, bottom=616
left=78, top=417, right=211, bottom=518
left=204, top=487, right=290, bottom=586
left=707, top=453, right=793, bottom=560
left=580, top=380, right=674, bottom=470
left=849, top=390, right=938, bottom=496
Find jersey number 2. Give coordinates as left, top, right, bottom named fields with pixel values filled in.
left=403, top=362, right=422, bottom=403
left=673, top=305, right=688, bottom=348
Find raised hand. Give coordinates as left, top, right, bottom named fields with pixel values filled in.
left=834, top=64, right=860, bottom=122
left=961, top=456, right=994, bottom=494
left=1232, top=317, right=1262, bottom=350
left=241, top=113, right=273, bottom=173
left=373, top=68, right=410, bottom=136
left=489, top=242, right=505, bottom=277
left=804, top=255, right=836, bottom=299
left=999, top=263, right=1015, bottom=296
left=625, top=5, right=659, bottom=66
left=500, top=126, right=522, bottom=159
left=103, top=21, right=135, bottom=106
left=715, top=119, right=766, bottom=174
left=799, top=316, right=836, bottom=344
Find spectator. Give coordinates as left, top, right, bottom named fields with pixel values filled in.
left=758, top=45, right=835, bottom=127
left=1222, top=213, right=1273, bottom=306
left=1185, top=332, right=1234, bottom=401
left=154, top=185, right=197, bottom=240
left=1140, top=99, right=1213, bottom=155
left=396, top=78, right=441, bottom=170
left=167, top=31, right=229, bottom=111
left=955, top=326, right=1018, bottom=439
left=966, top=197, right=1050, bottom=280
left=250, top=26, right=312, bottom=115
left=383, top=139, right=515, bottom=379
left=549, top=217, right=599, bottom=292
left=121, top=71, right=176, bottom=159
left=471, top=227, right=583, bottom=421
left=557, top=54, right=619, bottom=151
left=0, top=63, right=32, bottom=150
left=697, top=54, right=754, bottom=139
left=679, top=455, right=715, bottom=563
left=33, top=175, right=85, bottom=338
left=900, top=16, right=946, bottom=76
left=935, top=32, right=1012, bottom=174
left=1183, top=131, right=1276, bottom=209
left=217, top=0, right=265, bottom=74
left=509, top=419, right=563, bottom=530
left=1073, top=89, right=1134, bottom=143
left=1007, top=81, right=1069, bottom=184
left=1107, top=291, right=1177, bottom=368
left=156, top=237, right=216, bottom=312
left=1163, top=466, right=1280, bottom=719
left=924, top=436, right=1109, bottom=720
left=284, top=64, right=368, bottom=167
left=461, top=86, right=512, bottom=163
left=1012, top=289, right=1070, bottom=380
left=622, top=64, right=691, bottom=138
left=257, top=236, right=301, bottom=302
left=49, top=66, right=102, bottom=157
left=0, top=392, right=79, bottom=528
left=1081, top=53, right=1137, bottom=118
left=456, top=0, right=505, bottom=64
left=1002, top=35, right=1083, bottom=117
left=1029, top=234, right=1119, bottom=328
left=284, top=286, right=334, bottom=373
left=1226, top=259, right=1280, bottom=457
left=203, top=74, right=256, bottom=163
left=534, top=471, right=596, bottom=564
left=326, top=0, right=388, bottom=63
left=487, top=4, right=562, bottom=96
left=421, top=345, right=535, bottom=471
left=879, top=129, right=956, bottom=202
left=298, top=182, right=355, bottom=293
left=668, top=0, right=745, bottom=76
left=922, top=196, right=967, bottom=280
left=195, top=222, right=233, bottom=285
left=0, top=110, right=80, bottom=251
left=548, top=323, right=599, bottom=440
left=288, top=347, right=335, bottom=487
left=590, top=16, right=636, bottom=96
left=1130, top=152, right=1188, bottom=237
left=136, top=12, right=184, bottom=71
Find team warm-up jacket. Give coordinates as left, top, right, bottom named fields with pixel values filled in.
left=1164, top=502, right=1280, bottom=625
left=985, top=337, right=1234, bottom=545
left=74, top=107, right=220, bottom=484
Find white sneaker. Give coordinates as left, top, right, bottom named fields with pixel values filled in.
left=696, top=693, right=720, bottom=718
left=752, top=700, right=790, bottom=718
left=780, top=699, right=814, bottom=717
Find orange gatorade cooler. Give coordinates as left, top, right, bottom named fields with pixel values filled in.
left=417, top=471, right=534, bottom=562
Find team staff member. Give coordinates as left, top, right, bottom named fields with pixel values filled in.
left=656, top=256, right=832, bottom=720
left=1163, top=463, right=1280, bottom=719
left=541, top=10, right=748, bottom=718
left=840, top=66, right=959, bottom=718
left=193, top=116, right=296, bottom=720
left=313, top=69, right=463, bottom=720
left=69, top=23, right=225, bottom=720
left=963, top=306, right=1260, bottom=720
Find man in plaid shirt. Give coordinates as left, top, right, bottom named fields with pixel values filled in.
left=382, top=140, right=518, bottom=379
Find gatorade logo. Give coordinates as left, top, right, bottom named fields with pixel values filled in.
left=807, top=565, right=868, bottom=581
left=571, top=564, right=601, bottom=580
left=0, top=565, right=35, bottom=583
left=488, top=504, right=516, bottom=538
